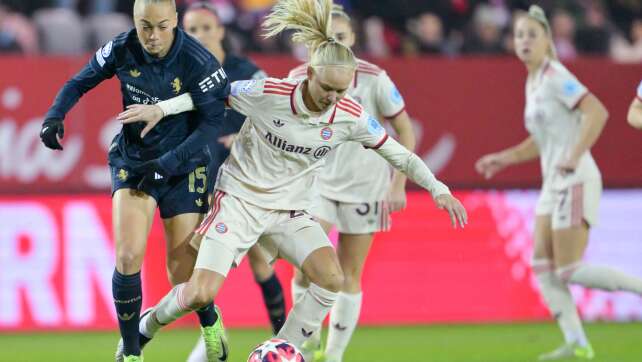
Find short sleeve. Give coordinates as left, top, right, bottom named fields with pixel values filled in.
left=90, top=40, right=117, bottom=78
left=549, top=69, right=588, bottom=109
left=375, top=71, right=406, bottom=118
left=349, top=112, right=389, bottom=149
left=227, top=79, right=266, bottom=116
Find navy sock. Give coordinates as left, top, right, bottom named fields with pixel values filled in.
left=196, top=302, right=218, bottom=328
left=112, top=269, right=142, bottom=356
left=258, top=272, right=286, bottom=334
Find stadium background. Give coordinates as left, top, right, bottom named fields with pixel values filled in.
left=1, top=1, right=642, bottom=361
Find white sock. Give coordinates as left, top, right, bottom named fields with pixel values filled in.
left=533, top=259, right=589, bottom=347
left=325, top=292, right=362, bottom=361
left=277, top=283, right=338, bottom=349
left=558, top=262, right=642, bottom=294
left=291, top=278, right=308, bottom=304
left=146, top=283, right=192, bottom=335
left=186, top=335, right=206, bottom=362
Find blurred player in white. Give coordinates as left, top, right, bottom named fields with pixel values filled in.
left=626, top=80, right=642, bottom=129
left=287, top=6, right=416, bottom=361
left=475, top=6, right=642, bottom=361
left=118, top=0, right=467, bottom=358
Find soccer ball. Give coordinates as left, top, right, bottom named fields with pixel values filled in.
left=247, top=338, right=305, bottom=362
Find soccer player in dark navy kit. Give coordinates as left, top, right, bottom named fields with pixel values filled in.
left=39, top=1, right=229, bottom=361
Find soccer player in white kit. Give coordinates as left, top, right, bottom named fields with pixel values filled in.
left=286, top=6, right=416, bottom=362
left=118, top=0, right=467, bottom=358
left=475, top=6, right=642, bottom=361
left=626, top=80, right=642, bottom=129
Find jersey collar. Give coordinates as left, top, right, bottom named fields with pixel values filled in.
left=290, top=80, right=337, bottom=125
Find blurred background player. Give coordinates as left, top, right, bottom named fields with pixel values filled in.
left=475, top=5, right=642, bottom=361
left=626, top=80, right=642, bottom=130
left=40, top=1, right=229, bottom=361
left=286, top=5, right=416, bottom=362
left=179, top=3, right=286, bottom=361
left=117, top=0, right=467, bottom=357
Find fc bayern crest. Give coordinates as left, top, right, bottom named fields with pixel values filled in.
left=215, top=222, right=228, bottom=234
left=320, top=127, right=333, bottom=140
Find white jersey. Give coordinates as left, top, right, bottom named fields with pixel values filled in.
left=216, top=78, right=389, bottom=210
left=289, top=59, right=406, bottom=202
left=524, top=59, right=601, bottom=188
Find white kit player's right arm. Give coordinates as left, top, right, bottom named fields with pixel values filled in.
left=627, top=80, right=642, bottom=130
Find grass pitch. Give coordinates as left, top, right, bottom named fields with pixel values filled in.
left=1, top=323, right=640, bottom=362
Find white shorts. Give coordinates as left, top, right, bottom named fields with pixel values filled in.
left=535, top=179, right=602, bottom=229
left=191, top=190, right=331, bottom=276
left=311, top=195, right=391, bottom=234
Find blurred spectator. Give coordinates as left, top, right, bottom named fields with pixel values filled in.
left=53, top=0, right=117, bottom=15
left=461, top=4, right=506, bottom=55
left=552, top=9, right=578, bottom=61
left=406, top=12, right=447, bottom=55
left=0, top=4, right=38, bottom=54
left=575, top=1, right=611, bottom=55
left=363, top=17, right=390, bottom=57
left=611, top=18, right=642, bottom=63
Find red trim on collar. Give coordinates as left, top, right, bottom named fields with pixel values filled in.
left=328, top=105, right=337, bottom=124
left=289, top=82, right=298, bottom=115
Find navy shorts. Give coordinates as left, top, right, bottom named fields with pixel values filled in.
left=109, top=152, right=209, bottom=219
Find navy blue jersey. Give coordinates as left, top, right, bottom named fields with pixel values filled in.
left=45, top=28, right=229, bottom=175
left=206, top=54, right=265, bottom=193
left=219, top=54, right=266, bottom=135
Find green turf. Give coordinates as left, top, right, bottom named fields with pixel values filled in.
left=1, top=323, right=640, bottom=362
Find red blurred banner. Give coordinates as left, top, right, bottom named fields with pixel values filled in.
left=0, top=56, right=640, bottom=193
left=2, top=191, right=642, bottom=331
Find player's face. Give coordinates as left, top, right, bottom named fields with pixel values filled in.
left=183, top=9, right=224, bottom=52
left=330, top=17, right=355, bottom=48
left=513, top=17, right=549, bottom=64
left=306, top=66, right=354, bottom=112
left=134, top=1, right=178, bottom=57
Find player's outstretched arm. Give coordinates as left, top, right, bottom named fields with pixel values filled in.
left=627, top=98, right=642, bottom=130
left=118, top=93, right=196, bottom=138
left=374, top=137, right=467, bottom=228
left=474, top=136, right=539, bottom=179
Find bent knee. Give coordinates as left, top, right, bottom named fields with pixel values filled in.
left=116, top=250, right=144, bottom=273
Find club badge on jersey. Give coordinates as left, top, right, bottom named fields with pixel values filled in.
left=367, top=116, right=385, bottom=136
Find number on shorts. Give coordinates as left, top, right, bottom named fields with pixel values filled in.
left=188, top=166, right=207, bottom=194
left=355, top=203, right=370, bottom=216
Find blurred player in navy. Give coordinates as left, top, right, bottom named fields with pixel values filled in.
left=39, top=1, right=229, bottom=361
left=175, top=3, right=286, bottom=361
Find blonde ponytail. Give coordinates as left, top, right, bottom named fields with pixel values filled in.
left=263, top=0, right=357, bottom=69
left=525, top=5, right=558, bottom=60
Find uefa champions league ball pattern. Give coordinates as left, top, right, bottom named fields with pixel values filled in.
left=247, top=338, right=305, bottom=362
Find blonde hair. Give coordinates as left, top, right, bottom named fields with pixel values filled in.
left=263, top=0, right=357, bottom=69
left=134, top=0, right=177, bottom=14
left=520, top=5, right=558, bottom=60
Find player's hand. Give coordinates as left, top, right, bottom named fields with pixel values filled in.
left=434, top=193, right=467, bottom=228
left=556, top=157, right=579, bottom=176
left=40, top=118, right=64, bottom=150
left=475, top=153, right=509, bottom=179
left=386, top=184, right=407, bottom=212
left=135, top=159, right=170, bottom=191
left=117, top=104, right=164, bottom=138
left=218, top=133, right=237, bottom=149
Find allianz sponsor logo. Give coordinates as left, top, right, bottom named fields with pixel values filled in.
left=264, top=131, right=331, bottom=159
left=265, top=131, right=311, bottom=155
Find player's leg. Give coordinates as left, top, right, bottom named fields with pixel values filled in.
left=532, top=215, right=590, bottom=361
left=292, top=217, right=333, bottom=302
left=266, top=214, right=342, bottom=350
left=247, top=245, right=286, bottom=335
left=553, top=181, right=642, bottom=295
left=324, top=232, right=373, bottom=362
left=112, top=188, right=157, bottom=359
